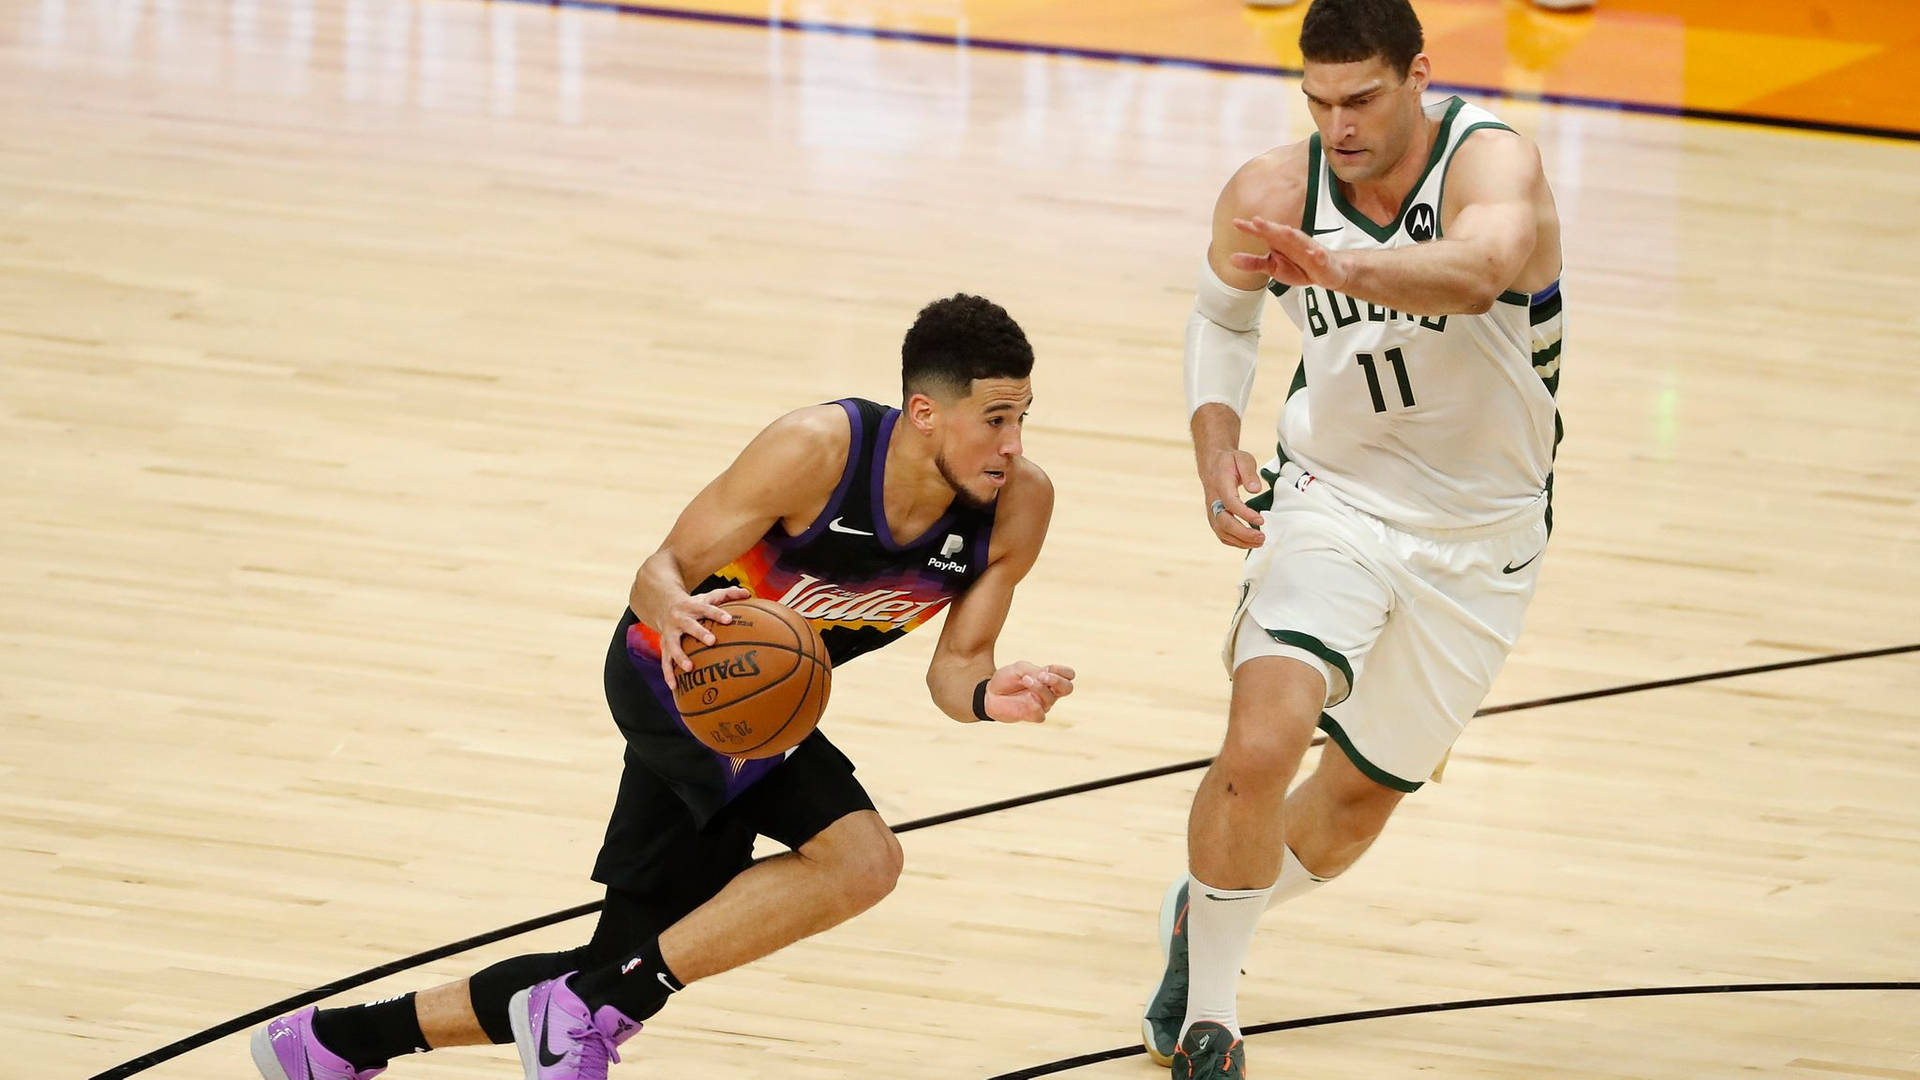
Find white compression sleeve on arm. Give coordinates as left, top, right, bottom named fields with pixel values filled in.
left=1183, top=260, right=1268, bottom=418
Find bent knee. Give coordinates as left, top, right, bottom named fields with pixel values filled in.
left=1218, top=708, right=1319, bottom=786
left=1217, top=729, right=1308, bottom=786
left=1219, top=661, right=1324, bottom=783
left=839, top=827, right=902, bottom=910
left=805, top=811, right=903, bottom=910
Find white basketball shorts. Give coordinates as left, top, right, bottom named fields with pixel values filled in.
left=1222, top=462, right=1549, bottom=791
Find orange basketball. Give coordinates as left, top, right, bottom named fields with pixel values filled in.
left=670, top=598, right=831, bottom=759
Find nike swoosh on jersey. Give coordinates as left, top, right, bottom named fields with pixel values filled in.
left=1307, top=225, right=1343, bottom=235
left=1502, top=551, right=1542, bottom=574
left=828, top=517, right=873, bottom=536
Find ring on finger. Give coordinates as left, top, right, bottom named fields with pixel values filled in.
left=1209, top=498, right=1227, bottom=517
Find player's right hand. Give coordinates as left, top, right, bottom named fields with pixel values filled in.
left=657, top=585, right=753, bottom=683
left=1202, top=448, right=1267, bottom=550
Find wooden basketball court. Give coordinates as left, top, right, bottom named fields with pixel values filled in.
left=4, top=0, right=1916, bottom=1077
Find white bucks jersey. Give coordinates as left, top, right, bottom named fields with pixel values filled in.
left=1266, top=96, right=1564, bottom=532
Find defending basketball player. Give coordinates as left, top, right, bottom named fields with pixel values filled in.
left=251, top=294, right=1074, bottom=1080
left=1142, top=0, right=1566, bottom=1075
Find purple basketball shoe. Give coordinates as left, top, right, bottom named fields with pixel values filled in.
left=249, top=1006, right=386, bottom=1080
left=508, top=973, right=642, bottom=1080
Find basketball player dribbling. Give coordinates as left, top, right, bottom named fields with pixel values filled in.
left=1141, top=0, right=1568, bottom=1074
left=251, top=294, right=1075, bottom=1080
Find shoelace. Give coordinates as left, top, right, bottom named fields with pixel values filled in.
left=565, top=1022, right=622, bottom=1074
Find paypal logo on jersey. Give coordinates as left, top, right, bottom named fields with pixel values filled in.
left=928, top=534, right=967, bottom=573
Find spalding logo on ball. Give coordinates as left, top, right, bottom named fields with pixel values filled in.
left=670, top=598, right=832, bottom=759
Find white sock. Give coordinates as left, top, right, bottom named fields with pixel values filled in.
left=1179, top=874, right=1273, bottom=1040
left=1266, top=845, right=1330, bottom=910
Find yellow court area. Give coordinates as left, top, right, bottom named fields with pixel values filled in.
left=3, top=1, right=1918, bottom=1079
left=668, top=0, right=1920, bottom=135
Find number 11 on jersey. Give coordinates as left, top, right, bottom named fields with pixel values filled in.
left=1356, top=348, right=1416, bottom=412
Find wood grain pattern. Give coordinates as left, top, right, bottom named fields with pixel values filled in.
left=3, top=3, right=1916, bottom=1077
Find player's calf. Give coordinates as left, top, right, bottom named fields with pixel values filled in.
left=1283, top=740, right=1407, bottom=877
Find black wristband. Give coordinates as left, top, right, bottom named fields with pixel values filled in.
left=972, top=679, right=995, bottom=723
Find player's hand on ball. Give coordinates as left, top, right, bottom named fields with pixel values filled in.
left=982, top=661, right=1076, bottom=723
left=658, top=585, right=753, bottom=681
left=1202, top=448, right=1267, bottom=550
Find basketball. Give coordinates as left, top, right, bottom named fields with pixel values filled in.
left=670, top=598, right=831, bottom=759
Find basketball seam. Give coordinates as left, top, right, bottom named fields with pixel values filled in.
left=670, top=599, right=817, bottom=721
left=674, top=601, right=829, bottom=756
left=732, top=598, right=803, bottom=650
left=672, top=640, right=809, bottom=718
left=737, top=652, right=831, bottom=755
left=736, top=646, right=820, bottom=755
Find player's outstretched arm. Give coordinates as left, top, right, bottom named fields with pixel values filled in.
left=1231, top=129, right=1545, bottom=315
left=925, top=459, right=1074, bottom=724
left=1189, top=145, right=1308, bottom=552
left=630, top=405, right=848, bottom=680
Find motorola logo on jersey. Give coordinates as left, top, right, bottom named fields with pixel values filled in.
left=1404, top=203, right=1436, bottom=243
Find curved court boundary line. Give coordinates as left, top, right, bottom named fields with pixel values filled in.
left=87, top=641, right=1918, bottom=1079
left=497, top=0, right=1920, bottom=143
left=985, top=980, right=1920, bottom=1078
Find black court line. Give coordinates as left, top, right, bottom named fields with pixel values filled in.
left=87, top=641, right=1918, bottom=1080
left=87, top=901, right=602, bottom=1080
left=986, top=981, right=1920, bottom=1078
left=1475, top=642, right=1920, bottom=714
left=84, top=758, right=1240, bottom=1080
left=497, top=0, right=1920, bottom=144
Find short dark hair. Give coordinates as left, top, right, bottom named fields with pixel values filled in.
left=1300, top=0, right=1425, bottom=76
left=901, top=294, right=1034, bottom=402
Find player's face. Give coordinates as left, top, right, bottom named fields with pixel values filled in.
left=933, top=377, right=1032, bottom=510
left=1301, top=54, right=1431, bottom=183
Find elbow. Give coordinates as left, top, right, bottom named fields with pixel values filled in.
left=1457, top=267, right=1509, bottom=314
left=1462, top=268, right=1507, bottom=315
left=926, top=667, right=965, bottom=722
left=1463, top=242, right=1528, bottom=314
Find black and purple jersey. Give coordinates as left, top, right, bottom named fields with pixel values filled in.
left=610, top=398, right=996, bottom=821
